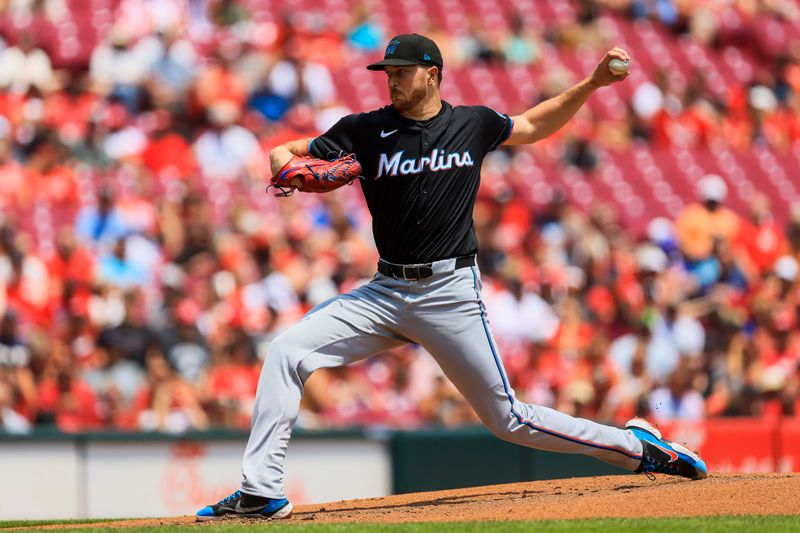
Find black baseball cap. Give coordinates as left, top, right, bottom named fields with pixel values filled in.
left=366, top=34, right=443, bottom=71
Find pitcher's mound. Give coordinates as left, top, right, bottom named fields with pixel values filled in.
left=19, top=473, right=800, bottom=529
left=292, top=473, right=800, bottom=523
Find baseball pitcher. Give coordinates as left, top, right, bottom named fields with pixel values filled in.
left=197, top=33, right=707, bottom=521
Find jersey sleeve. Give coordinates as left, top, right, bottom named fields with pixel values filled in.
left=308, top=113, right=359, bottom=160
left=473, top=106, right=514, bottom=154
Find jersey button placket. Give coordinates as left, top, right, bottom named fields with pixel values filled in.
left=417, top=129, right=430, bottom=226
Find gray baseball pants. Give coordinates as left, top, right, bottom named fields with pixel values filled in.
left=241, top=259, right=644, bottom=498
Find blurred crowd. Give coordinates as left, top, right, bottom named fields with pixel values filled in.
left=0, top=0, right=800, bottom=434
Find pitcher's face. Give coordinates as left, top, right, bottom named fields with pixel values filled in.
left=385, top=65, right=431, bottom=113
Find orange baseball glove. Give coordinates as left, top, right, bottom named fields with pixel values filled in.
left=268, top=153, right=362, bottom=197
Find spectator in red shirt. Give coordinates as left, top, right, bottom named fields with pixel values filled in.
left=37, top=366, right=101, bottom=432
left=551, top=297, right=595, bottom=361
left=0, top=139, right=30, bottom=209
left=25, top=135, right=80, bottom=206
left=1, top=229, right=53, bottom=327
left=141, top=110, right=197, bottom=181
left=194, top=53, right=247, bottom=112
left=130, top=354, right=209, bottom=433
left=735, top=194, right=788, bottom=279
left=361, top=350, right=425, bottom=428
left=43, top=75, right=99, bottom=144
left=202, top=337, right=259, bottom=428
left=44, top=228, right=96, bottom=308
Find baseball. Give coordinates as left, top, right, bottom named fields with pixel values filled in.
left=608, top=58, right=629, bottom=75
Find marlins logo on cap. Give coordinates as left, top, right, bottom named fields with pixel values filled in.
left=367, top=34, right=443, bottom=71
left=386, top=39, right=400, bottom=55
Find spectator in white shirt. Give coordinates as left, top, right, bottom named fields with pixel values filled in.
left=484, top=278, right=559, bottom=345
left=90, top=26, right=154, bottom=110
left=0, top=379, right=31, bottom=434
left=0, top=33, right=56, bottom=94
left=268, top=52, right=335, bottom=107
left=648, top=362, right=706, bottom=422
left=193, top=100, right=263, bottom=182
left=652, top=302, right=706, bottom=359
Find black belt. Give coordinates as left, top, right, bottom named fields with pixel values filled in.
left=377, top=255, right=475, bottom=280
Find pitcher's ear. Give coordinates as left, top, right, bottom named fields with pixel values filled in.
left=428, top=66, right=438, bottom=85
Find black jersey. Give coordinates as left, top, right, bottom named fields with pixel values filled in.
left=309, top=100, right=513, bottom=264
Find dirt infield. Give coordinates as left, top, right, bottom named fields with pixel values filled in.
left=19, top=473, right=800, bottom=528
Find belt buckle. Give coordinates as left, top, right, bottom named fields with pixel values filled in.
left=402, top=265, right=418, bottom=280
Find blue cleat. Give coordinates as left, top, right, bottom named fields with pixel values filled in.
left=196, top=490, right=293, bottom=521
left=626, top=418, right=708, bottom=480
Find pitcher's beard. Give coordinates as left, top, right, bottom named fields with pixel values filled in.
left=391, top=84, right=427, bottom=114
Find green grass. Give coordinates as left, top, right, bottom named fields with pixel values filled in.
left=0, top=518, right=127, bottom=528
left=2, top=516, right=799, bottom=532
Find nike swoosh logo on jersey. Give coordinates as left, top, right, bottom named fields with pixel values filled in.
left=651, top=441, right=679, bottom=462
left=380, top=129, right=398, bottom=138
